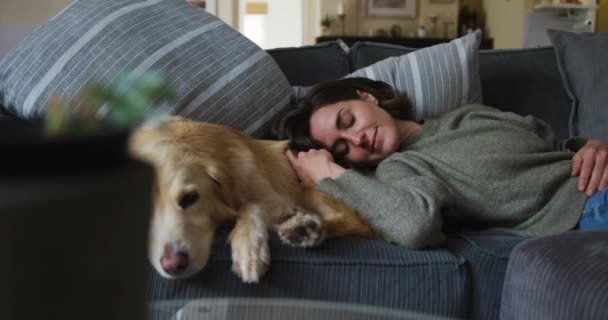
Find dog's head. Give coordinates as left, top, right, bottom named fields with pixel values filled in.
left=129, top=118, right=237, bottom=279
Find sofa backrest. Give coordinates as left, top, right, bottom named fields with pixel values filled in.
left=266, top=41, right=350, bottom=87
left=477, top=47, right=571, bottom=140
left=267, top=42, right=572, bottom=140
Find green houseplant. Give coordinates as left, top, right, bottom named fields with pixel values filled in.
left=321, top=14, right=335, bottom=35
left=45, top=72, right=173, bottom=137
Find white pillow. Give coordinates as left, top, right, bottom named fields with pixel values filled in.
left=348, top=30, right=483, bottom=120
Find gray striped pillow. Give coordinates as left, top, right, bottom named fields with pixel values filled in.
left=348, top=30, right=482, bottom=120
left=0, top=0, right=291, bottom=136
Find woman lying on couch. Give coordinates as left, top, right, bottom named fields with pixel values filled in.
left=276, top=77, right=608, bottom=249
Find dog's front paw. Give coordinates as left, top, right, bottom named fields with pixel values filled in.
left=277, top=207, right=326, bottom=247
left=230, top=227, right=270, bottom=283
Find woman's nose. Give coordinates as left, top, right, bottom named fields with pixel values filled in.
left=343, top=131, right=365, bottom=146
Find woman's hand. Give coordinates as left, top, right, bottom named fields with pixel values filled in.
left=286, top=149, right=346, bottom=188
left=572, top=139, right=608, bottom=196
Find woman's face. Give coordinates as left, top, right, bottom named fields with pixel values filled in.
left=309, top=90, right=403, bottom=165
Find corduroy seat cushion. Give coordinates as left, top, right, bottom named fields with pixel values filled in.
left=500, top=229, right=608, bottom=320
left=148, top=226, right=470, bottom=319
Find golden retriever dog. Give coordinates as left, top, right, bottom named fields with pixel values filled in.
left=129, top=116, right=374, bottom=283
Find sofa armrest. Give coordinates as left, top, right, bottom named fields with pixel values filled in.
left=500, top=229, right=608, bottom=320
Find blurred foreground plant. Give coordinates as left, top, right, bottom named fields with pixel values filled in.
left=45, top=72, right=174, bottom=137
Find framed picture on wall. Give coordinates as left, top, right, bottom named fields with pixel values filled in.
left=366, top=0, right=416, bottom=18
left=185, top=0, right=216, bottom=15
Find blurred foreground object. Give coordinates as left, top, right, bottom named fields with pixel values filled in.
left=45, top=72, right=173, bottom=137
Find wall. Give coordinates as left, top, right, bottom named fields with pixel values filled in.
left=0, top=0, right=73, bottom=25
left=238, top=0, right=305, bottom=49
left=418, top=0, right=460, bottom=38
left=597, top=0, right=608, bottom=31
left=352, top=0, right=419, bottom=37
left=219, top=0, right=320, bottom=48
left=319, top=0, right=564, bottom=48
left=482, top=0, right=601, bottom=48
left=483, top=0, right=526, bottom=48
left=217, top=0, right=238, bottom=27
left=320, top=0, right=459, bottom=39
left=264, top=0, right=304, bottom=48
left=304, top=0, right=322, bottom=45
left=8, top=0, right=595, bottom=52
left=0, top=0, right=73, bottom=56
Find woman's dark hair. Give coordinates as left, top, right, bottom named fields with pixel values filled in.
left=273, top=77, right=415, bottom=169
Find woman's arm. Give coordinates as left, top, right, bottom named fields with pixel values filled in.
left=287, top=149, right=447, bottom=249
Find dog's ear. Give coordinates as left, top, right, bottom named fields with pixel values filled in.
left=206, top=162, right=235, bottom=209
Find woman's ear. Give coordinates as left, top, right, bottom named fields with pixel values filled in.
left=356, top=90, right=379, bottom=105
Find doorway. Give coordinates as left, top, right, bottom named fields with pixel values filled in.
left=238, top=0, right=310, bottom=49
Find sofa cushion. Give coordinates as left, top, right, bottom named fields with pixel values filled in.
left=500, top=229, right=608, bottom=320
left=479, top=47, right=571, bottom=140
left=0, top=104, right=14, bottom=120
left=0, top=0, right=291, bottom=137
left=148, top=226, right=470, bottom=319
left=267, top=41, right=350, bottom=87
left=548, top=30, right=608, bottom=142
left=347, top=31, right=482, bottom=120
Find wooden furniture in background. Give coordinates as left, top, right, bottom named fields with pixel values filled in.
left=316, top=35, right=494, bottom=50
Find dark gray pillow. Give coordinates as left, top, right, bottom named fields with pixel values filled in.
left=0, top=0, right=291, bottom=136
left=548, top=30, right=608, bottom=142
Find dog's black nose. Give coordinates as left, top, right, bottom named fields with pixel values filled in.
left=161, top=250, right=189, bottom=275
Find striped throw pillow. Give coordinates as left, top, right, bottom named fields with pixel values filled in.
left=348, top=30, right=482, bottom=120
left=0, top=0, right=291, bottom=136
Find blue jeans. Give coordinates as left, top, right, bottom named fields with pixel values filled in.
left=575, top=187, right=608, bottom=230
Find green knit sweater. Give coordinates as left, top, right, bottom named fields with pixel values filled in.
left=316, top=104, right=588, bottom=249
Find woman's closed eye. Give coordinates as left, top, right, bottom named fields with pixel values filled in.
left=338, top=109, right=355, bottom=129
left=329, top=108, right=355, bottom=162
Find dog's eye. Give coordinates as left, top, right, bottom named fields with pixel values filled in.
left=178, top=192, right=199, bottom=209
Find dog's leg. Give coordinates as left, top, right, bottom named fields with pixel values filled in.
left=229, top=203, right=271, bottom=283
left=275, top=207, right=326, bottom=247
left=302, top=189, right=377, bottom=239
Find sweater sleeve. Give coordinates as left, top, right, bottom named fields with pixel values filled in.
left=315, top=162, right=449, bottom=249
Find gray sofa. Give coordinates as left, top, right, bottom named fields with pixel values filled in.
left=146, top=41, right=608, bottom=320
left=3, top=36, right=605, bottom=319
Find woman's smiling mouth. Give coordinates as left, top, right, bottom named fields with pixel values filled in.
left=371, top=127, right=378, bottom=152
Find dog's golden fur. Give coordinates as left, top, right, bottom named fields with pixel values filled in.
left=129, top=116, right=374, bottom=282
